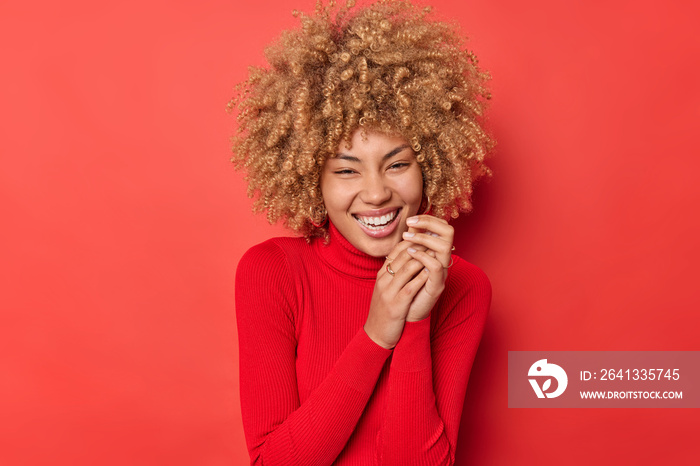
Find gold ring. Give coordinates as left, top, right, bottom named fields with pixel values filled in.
left=443, top=257, right=454, bottom=269
left=387, top=263, right=396, bottom=275
left=451, top=246, right=455, bottom=251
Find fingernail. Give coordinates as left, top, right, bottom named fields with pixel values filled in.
left=406, top=217, right=418, bottom=225
left=403, top=232, right=415, bottom=238
left=430, top=232, right=439, bottom=237
left=407, top=247, right=416, bottom=253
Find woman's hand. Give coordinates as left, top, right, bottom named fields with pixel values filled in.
left=364, top=240, right=430, bottom=349
left=402, top=215, right=454, bottom=322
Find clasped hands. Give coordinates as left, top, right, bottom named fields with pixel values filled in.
left=364, top=215, right=454, bottom=349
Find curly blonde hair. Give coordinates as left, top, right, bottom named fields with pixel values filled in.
left=228, top=0, right=494, bottom=239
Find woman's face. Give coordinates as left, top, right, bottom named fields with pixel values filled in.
left=320, top=128, right=424, bottom=258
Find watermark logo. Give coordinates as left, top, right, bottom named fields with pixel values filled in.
left=509, top=352, right=697, bottom=408
left=528, top=359, right=568, bottom=398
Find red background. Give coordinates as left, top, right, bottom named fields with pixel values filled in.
left=1, top=0, right=699, bottom=464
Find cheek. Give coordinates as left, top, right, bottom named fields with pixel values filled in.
left=320, top=176, right=350, bottom=213
left=401, top=171, right=424, bottom=206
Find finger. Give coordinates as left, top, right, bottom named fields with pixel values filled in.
left=379, top=241, right=413, bottom=281
left=405, top=214, right=453, bottom=250
left=398, top=265, right=430, bottom=300
left=405, top=214, right=451, bottom=235
left=407, top=225, right=418, bottom=235
left=401, top=231, right=452, bottom=267
left=386, top=257, right=426, bottom=294
left=384, top=240, right=427, bottom=274
left=407, top=247, right=445, bottom=272
left=405, top=225, right=436, bottom=258
left=406, top=247, right=447, bottom=294
left=386, top=238, right=427, bottom=262
left=381, top=242, right=424, bottom=278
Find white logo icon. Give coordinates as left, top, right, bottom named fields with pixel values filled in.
left=528, top=359, right=568, bottom=398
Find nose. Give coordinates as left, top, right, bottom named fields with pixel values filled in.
left=360, top=172, right=392, bottom=205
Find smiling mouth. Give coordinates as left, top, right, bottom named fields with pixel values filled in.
left=352, top=208, right=401, bottom=231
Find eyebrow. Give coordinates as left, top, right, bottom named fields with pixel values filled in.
left=334, top=144, right=411, bottom=163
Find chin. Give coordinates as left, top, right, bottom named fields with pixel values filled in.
left=359, top=229, right=405, bottom=258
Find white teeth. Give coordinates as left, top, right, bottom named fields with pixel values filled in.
left=355, top=210, right=398, bottom=229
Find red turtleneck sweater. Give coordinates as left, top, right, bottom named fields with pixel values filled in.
left=235, top=222, right=491, bottom=465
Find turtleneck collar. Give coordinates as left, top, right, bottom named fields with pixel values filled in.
left=312, top=220, right=386, bottom=280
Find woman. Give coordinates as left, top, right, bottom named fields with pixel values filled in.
left=230, top=1, right=493, bottom=464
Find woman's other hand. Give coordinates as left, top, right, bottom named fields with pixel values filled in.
left=364, top=240, right=430, bottom=349
left=402, top=215, right=454, bottom=322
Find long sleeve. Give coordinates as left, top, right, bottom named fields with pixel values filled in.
left=236, top=241, right=392, bottom=466
left=375, top=257, right=492, bottom=465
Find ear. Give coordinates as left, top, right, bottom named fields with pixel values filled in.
left=309, top=203, right=328, bottom=228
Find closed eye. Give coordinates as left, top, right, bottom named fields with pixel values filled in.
left=388, top=162, right=410, bottom=170
left=334, top=169, right=357, bottom=175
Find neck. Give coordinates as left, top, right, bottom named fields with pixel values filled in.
left=312, top=221, right=386, bottom=280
